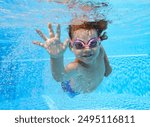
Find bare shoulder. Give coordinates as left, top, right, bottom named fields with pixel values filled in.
left=63, top=61, right=79, bottom=81
left=65, top=61, right=79, bottom=72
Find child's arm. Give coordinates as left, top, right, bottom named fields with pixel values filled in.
left=50, top=57, right=77, bottom=82
left=50, top=56, right=65, bottom=82
left=33, top=23, right=74, bottom=82
left=100, top=32, right=112, bottom=77
left=101, top=46, right=112, bottom=77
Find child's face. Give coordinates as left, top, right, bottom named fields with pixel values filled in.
left=71, top=29, right=101, bottom=64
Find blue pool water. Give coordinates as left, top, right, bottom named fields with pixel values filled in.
left=0, top=0, right=150, bottom=109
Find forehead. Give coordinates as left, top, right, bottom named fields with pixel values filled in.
left=72, top=29, right=98, bottom=40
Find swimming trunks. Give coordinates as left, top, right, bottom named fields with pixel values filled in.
left=61, top=81, right=79, bottom=98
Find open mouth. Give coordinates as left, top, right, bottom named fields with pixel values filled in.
left=82, top=54, right=93, bottom=57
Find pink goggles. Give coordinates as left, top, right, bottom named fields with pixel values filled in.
left=70, top=37, right=101, bottom=49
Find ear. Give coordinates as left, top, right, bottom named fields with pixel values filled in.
left=100, top=32, right=108, bottom=41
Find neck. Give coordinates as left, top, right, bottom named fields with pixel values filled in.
left=75, top=58, right=96, bottom=68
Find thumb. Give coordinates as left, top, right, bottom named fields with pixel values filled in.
left=62, top=39, right=70, bottom=51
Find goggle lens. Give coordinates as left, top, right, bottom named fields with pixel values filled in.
left=73, top=37, right=100, bottom=49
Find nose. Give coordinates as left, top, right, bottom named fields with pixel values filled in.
left=83, top=46, right=92, bottom=53
left=84, top=44, right=91, bottom=49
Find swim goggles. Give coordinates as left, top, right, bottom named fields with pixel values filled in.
left=70, top=37, right=101, bottom=49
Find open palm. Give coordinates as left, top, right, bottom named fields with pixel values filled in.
left=33, top=23, right=69, bottom=58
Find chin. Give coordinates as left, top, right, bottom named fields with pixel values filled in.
left=81, top=56, right=96, bottom=64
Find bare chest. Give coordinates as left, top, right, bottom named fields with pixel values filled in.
left=72, top=58, right=105, bottom=93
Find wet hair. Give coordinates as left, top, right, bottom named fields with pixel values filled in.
left=68, top=19, right=108, bottom=49
left=68, top=19, right=108, bottom=40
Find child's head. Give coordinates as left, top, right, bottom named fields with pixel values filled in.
left=68, top=18, right=108, bottom=64
left=68, top=19, right=107, bottom=40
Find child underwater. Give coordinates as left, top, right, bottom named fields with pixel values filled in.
left=33, top=1, right=112, bottom=97
left=33, top=18, right=112, bottom=97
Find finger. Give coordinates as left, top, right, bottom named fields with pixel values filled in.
left=32, top=41, right=45, bottom=48
left=62, top=39, right=69, bottom=50
left=48, top=23, right=55, bottom=38
left=55, top=24, right=60, bottom=39
left=36, top=29, right=48, bottom=41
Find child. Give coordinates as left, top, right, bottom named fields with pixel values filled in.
left=33, top=19, right=112, bottom=97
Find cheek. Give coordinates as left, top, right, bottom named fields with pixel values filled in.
left=72, top=49, right=82, bottom=56
left=92, top=47, right=100, bottom=56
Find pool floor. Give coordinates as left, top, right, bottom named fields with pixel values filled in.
left=0, top=92, right=150, bottom=110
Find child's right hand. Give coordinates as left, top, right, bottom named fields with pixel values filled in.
left=33, top=23, right=69, bottom=58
